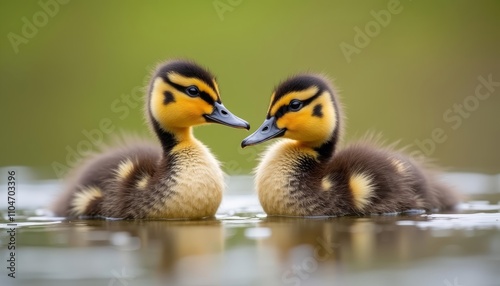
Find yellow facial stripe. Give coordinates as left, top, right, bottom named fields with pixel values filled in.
left=71, top=186, right=103, bottom=215
left=212, top=79, right=221, bottom=96
left=167, top=73, right=219, bottom=101
left=267, top=92, right=276, bottom=114
left=269, top=86, right=319, bottom=116
left=150, top=78, right=172, bottom=129
left=349, top=173, right=374, bottom=210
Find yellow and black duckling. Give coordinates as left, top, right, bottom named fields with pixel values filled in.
left=241, top=74, right=460, bottom=216
left=51, top=60, right=249, bottom=219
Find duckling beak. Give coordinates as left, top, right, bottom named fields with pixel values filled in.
left=204, top=102, right=250, bottom=130
left=241, top=117, right=285, bottom=147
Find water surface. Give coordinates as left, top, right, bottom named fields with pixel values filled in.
left=1, top=174, right=499, bottom=286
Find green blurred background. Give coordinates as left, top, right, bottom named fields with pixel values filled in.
left=1, top=0, right=499, bottom=179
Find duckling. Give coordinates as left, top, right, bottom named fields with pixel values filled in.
left=51, top=60, right=249, bottom=219
left=241, top=74, right=460, bottom=216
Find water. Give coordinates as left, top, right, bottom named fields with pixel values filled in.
left=1, top=174, right=500, bottom=286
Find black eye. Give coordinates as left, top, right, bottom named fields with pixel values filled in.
left=289, top=99, right=303, bottom=111
left=185, top=86, right=199, bottom=97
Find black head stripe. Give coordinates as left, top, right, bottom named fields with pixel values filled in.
left=301, top=89, right=323, bottom=106
left=155, top=60, right=217, bottom=92
left=271, top=88, right=323, bottom=119
left=272, top=74, right=330, bottom=107
left=161, top=76, right=185, bottom=93
left=273, top=105, right=288, bottom=119
left=161, top=76, right=215, bottom=105
left=149, top=60, right=219, bottom=105
left=198, top=91, right=215, bottom=105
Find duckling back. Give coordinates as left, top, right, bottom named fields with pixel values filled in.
left=51, top=140, right=160, bottom=217
left=326, top=141, right=461, bottom=215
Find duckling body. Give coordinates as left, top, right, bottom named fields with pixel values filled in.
left=256, top=139, right=455, bottom=216
left=52, top=60, right=249, bottom=219
left=243, top=75, right=459, bottom=216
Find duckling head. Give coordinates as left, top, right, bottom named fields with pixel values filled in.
left=148, top=60, right=249, bottom=137
left=242, top=74, right=342, bottom=157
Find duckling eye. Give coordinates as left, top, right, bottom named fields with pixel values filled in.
left=289, top=100, right=303, bottom=111
left=185, top=86, right=200, bottom=97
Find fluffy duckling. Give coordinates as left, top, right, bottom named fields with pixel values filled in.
left=52, top=60, right=249, bottom=219
left=242, top=74, right=460, bottom=216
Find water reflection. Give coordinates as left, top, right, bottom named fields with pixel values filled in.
left=0, top=176, right=499, bottom=285
left=5, top=209, right=497, bottom=285
left=54, top=219, right=225, bottom=284
left=263, top=212, right=500, bottom=285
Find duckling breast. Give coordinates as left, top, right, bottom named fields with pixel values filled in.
left=147, top=139, right=224, bottom=218
left=255, top=140, right=326, bottom=216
